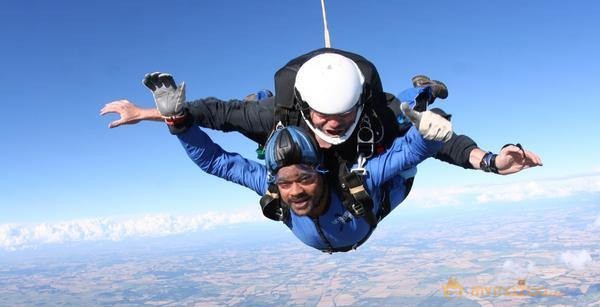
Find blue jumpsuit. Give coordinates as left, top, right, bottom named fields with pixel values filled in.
left=177, top=126, right=442, bottom=252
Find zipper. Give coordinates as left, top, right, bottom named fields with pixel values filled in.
left=312, top=217, right=334, bottom=254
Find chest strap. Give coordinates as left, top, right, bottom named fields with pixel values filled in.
left=336, top=153, right=377, bottom=228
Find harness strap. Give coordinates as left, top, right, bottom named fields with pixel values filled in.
left=378, top=182, right=392, bottom=222
left=376, top=176, right=415, bottom=223
left=336, top=153, right=377, bottom=227
left=320, top=174, right=416, bottom=253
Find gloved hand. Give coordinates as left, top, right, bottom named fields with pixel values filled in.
left=400, top=102, right=452, bottom=142
left=142, top=72, right=185, bottom=118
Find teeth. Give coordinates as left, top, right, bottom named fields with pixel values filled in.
left=292, top=199, right=308, bottom=206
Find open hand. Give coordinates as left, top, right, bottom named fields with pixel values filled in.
left=100, top=100, right=144, bottom=128
left=495, top=144, right=543, bottom=175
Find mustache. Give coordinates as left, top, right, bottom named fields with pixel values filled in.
left=288, top=193, right=310, bottom=203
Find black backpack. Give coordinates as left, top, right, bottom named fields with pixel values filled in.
left=273, top=47, right=385, bottom=127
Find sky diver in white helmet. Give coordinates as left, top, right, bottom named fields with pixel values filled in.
left=294, top=53, right=368, bottom=145
left=135, top=72, right=446, bottom=252
left=101, top=48, right=542, bottom=229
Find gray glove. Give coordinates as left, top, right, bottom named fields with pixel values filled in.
left=401, top=102, right=453, bottom=142
left=142, top=72, right=185, bottom=118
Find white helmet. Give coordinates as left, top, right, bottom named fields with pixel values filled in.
left=295, top=53, right=365, bottom=145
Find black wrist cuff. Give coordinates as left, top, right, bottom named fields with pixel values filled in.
left=480, top=151, right=499, bottom=173
left=164, top=108, right=193, bottom=135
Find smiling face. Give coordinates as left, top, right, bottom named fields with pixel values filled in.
left=275, top=164, right=325, bottom=217
left=308, top=106, right=358, bottom=139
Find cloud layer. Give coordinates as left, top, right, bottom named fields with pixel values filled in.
left=406, top=173, right=600, bottom=208
left=502, top=259, right=536, bottom=276
left=0, top=211, right=263, bottom=251
left=2, top=173, right=598, bottom=252
left=594, top=214, right=600, bottom=229
left=560, top=250, right=593, bottom=271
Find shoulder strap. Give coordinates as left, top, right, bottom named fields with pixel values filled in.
left=332, top=151, right=377, bottom=227
left=377, top=176, right=415, bottom=222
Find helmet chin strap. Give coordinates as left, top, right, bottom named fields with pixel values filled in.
left=301, top=105, right=364, bottom=146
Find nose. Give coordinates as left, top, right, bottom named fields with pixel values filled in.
left=325, top=117, right=345, bottom=129
left=289, top=182, right=305, bottom=196
left=328, top=116, right=342, bottom=124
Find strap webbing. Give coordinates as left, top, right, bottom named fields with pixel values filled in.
left=334, top=152, right=377, bottom=227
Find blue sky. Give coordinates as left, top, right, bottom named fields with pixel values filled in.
left=1, top=1, right=599, bottom=245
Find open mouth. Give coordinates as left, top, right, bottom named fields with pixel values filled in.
left=290, top=198, right=310, bottom=210
left=325, top=129, right=345, bottom=136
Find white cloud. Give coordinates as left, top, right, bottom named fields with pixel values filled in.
left=560, top=250, right=593, bottom=271
left=406, top=173, right=600, bottom=208
left=594, top=214, right=600, bottom=229
left=0, top=211, right=263, bottom=251
left=502, top=260, right=536, bottom=276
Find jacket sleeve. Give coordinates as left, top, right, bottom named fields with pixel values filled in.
left=386, top=94, right=478, bottom=170
left=364, top=126, right=444, bottom=191
left=435, top=133, right=478, bottom=169
left=184, top=96, right=276, bottom=145
left=176, top=126, right=267, bottom=196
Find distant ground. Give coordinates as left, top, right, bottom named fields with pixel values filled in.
left=0, top=199, right=598, bottom=306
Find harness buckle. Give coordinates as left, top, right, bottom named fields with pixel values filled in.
left=350, top=154, right=368, bottom=176
left=351, top=203, right=365, bottom=216
left=356, top=118, right=374, bottom=160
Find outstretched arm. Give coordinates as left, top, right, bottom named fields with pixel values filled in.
left=101, top=96, right=275, bottom=145
left=184, top=97, right=275, bottom=144
left=100, top=100, right=162, bottom=128
left=391, top=91, right=542, bottom=175
left=177, top=126, right=267, bottom=195
left=366, top=126, right=444, bottom=189
left=436, top=134, right=542, bottom=175
left=119, top=96, right=275, bottom=144
left=468, top=144, right=542, bottom=175
left=118, top=72, right=269, bottom=193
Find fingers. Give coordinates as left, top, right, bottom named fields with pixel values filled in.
left=500, top=145, right=543, bottom=167
left=159, top=73, right=176, bottom=88
left=100, top=100, right=137, bottom=128
left=100, top=100, right=128, bottom=116
left=142, top=73, right=157, bottom=91
left=400, top=102, right=421, bottom=125
left=504, top=145, right=543, bottom=165
left=108, top=119, right=125, bottom=129
left=441, top=130, right=453, bottom=142
left=425, top=125, right=452, bottom=142
left=417, top=111, right=452, bottom=142
left=422, top=126, right=452, bottom=142
left=142, top=72, right=176, bottom=91
left=524, top=150, right=543, bottom=166
left=101, top=103, right=125, bottom=128
left=501, top=145, right=524, bottom=156
left=423, top=124, right=438, bottom=140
